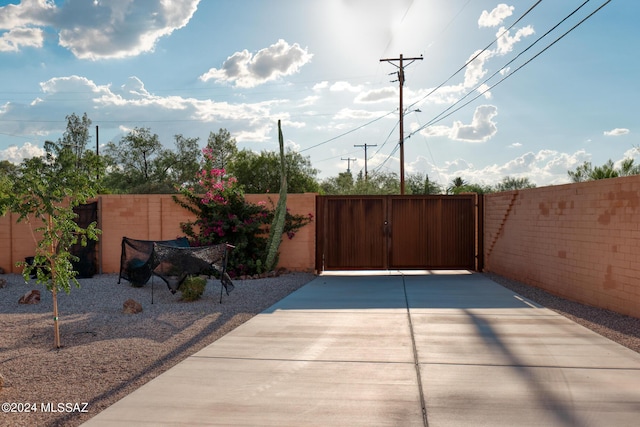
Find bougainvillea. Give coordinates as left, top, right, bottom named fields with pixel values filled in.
left=173, top=147, right=312, bottom=277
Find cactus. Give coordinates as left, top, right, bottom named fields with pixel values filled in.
left=265, top=120, right=287, bottom=272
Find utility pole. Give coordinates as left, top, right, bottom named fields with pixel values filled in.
left=96, top=125, right=99, bottom=180
left=341, top=157, right=357, bottom=173
left=354, top=143, right=377, bottom=180
left=380, top=53, right=423, bottom=194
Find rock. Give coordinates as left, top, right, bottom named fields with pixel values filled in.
left=18, top=289, right=41, bottom=304
left=0, top=372, right=5, bottom=390
left=0, top=266, right=5, bottom=274
left=0, top=278, right=6, bottom=288
left=123, top=299, right=142, bottom=314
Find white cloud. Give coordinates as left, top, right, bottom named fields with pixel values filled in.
left=0, top=27, right=44, bottom=52
left=0, top=0, right=55, bottom=28
left=416, top=84, right=465, bottom=105
left=0, top=74, right=294, bottom=152
left=0, top=142, right=44, bottom=163
left=333, top=108, right=384, bottom=121
left=312, top=81, right=329, bottom=91
left=424, top=149, right=591, bottom=187
left=199, top=39, right=313, bottom=88
left=508, top=142, right=522, bottom=148
left=453, top=105, right=498, bottom=142
left=420, top=105, right=498, bottom=142
left=330, top=81, right=362, bottom=93
left=477, top=83, right=492, bottom=99
left=234, top=123, right=273, bottom=142
left=495, top=25, right=535, bottom=55
left=299, top=95, right=319, bottom=107
left=420, top=124, right=452, bottom=139
left=463, top=49, right=492, bottom=88
left=355, top=87, right=396, bottom=103
left=0, top=0, right=200, bottom=59
left=478, top=4, right=514, bottom=28
left=603, top=128, right=630, bottom=136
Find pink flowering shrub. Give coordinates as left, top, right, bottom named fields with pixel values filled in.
left=173, top=148, right=312, bottom=277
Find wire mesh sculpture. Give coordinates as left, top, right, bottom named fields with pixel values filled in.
left=151, top=242, right=234, bottom=303
left=118, top=237, right=190, bottom=287
left=118, top=236, right=234, bottom=303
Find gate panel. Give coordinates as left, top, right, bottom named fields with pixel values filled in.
left=438, top=197, right=475, bottom=269
left=317, top=195, right=479, bottom=271
left=389, top=197, right=431, bottom=268
left=322, top=197, right=386, bottom=270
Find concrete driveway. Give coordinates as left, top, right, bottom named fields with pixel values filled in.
left=83, top=271, right=640, bottom=426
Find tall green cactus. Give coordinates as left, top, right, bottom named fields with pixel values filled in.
left=265, top=120, right=287, bottom=271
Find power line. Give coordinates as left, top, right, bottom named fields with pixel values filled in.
left=408, top=0, right=612, bottom=138
left=299, top=110, right=395, bottom=153
left=404, top=0, right=543, bottom=113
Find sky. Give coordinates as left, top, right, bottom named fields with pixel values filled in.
left=0, top=0, right=637, bottom=188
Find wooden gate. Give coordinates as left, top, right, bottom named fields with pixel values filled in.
left=315, top=195, right=483, bottom=271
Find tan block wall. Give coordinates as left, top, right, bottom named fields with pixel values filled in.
left=244, top=193, right=316, bottom=272
left=0, top=193, right=317, bottom=275
left=484, top=176, right=640, bottom=318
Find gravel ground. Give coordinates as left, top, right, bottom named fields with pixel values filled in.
left=1, top=272, right=638, bottom=427
left=0, top=272, right=315, bottom=427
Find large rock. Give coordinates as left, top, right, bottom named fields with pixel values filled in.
left=123, top=299, right=143, bottom=314
left=18, top=289, right=41, bottom=304
left=0, top=277, right=7, bottom=288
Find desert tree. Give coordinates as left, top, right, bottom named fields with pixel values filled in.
left=1, top=138, right=101, bottom=348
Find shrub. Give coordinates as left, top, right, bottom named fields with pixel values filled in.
left=178, top=275, right=207, bottom=301
left=174, top=147, right=312, bottom=278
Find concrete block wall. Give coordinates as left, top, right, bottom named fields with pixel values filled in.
left=244, top=193, right=316, bottom=272
left=0, top=193, right=317, bottom=275
left=484, top=176, right=640, bottom=318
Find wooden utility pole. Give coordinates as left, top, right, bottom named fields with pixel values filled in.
left=341, top=157, right=357, bottom=173
left=380, top=54, right=423, bottom=194
left=354, top=143, right=377, bottom=180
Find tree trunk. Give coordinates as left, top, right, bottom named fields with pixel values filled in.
left=52, top=287, right=61, bottom=348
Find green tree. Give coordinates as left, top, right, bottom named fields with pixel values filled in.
left=568, top=161, right=592, bottom=183
left=494, top=176, right=536, bottom=192
left=206, top=128, right=238, bottom=170
left=61, top=113, right=92, bottom=166
left=462, top=183, right=494, bottom=194
left=157, top=134, right=201, bottom=190
left=103, top=127, right=163, bottom=192
left=447, top=177, right=467, bottom=194
left=406, top=172, right=443, bottom=195
left=619, top=157, right=640, bottom=176
left=320, top=170, right=400, bottom=195
left=0, top=161, right=16, bottom=214
left=228, top=149, right=319, bottom=193
left=567, top=158, right=640, bottom=182
left=0, top=139, right=101, bottom=348
left=354, top=170, right=400, bottom=194
left=103, top=129, right=200, bottom=193
left=320, top=171, right=355, bottom=194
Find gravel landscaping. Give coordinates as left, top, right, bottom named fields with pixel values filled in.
left=0, top=272, right=315, bottom=427
left=0, top=271, right=638, bottom=427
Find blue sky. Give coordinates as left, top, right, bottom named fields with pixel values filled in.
left=0, top=0, right=636, bottom=188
